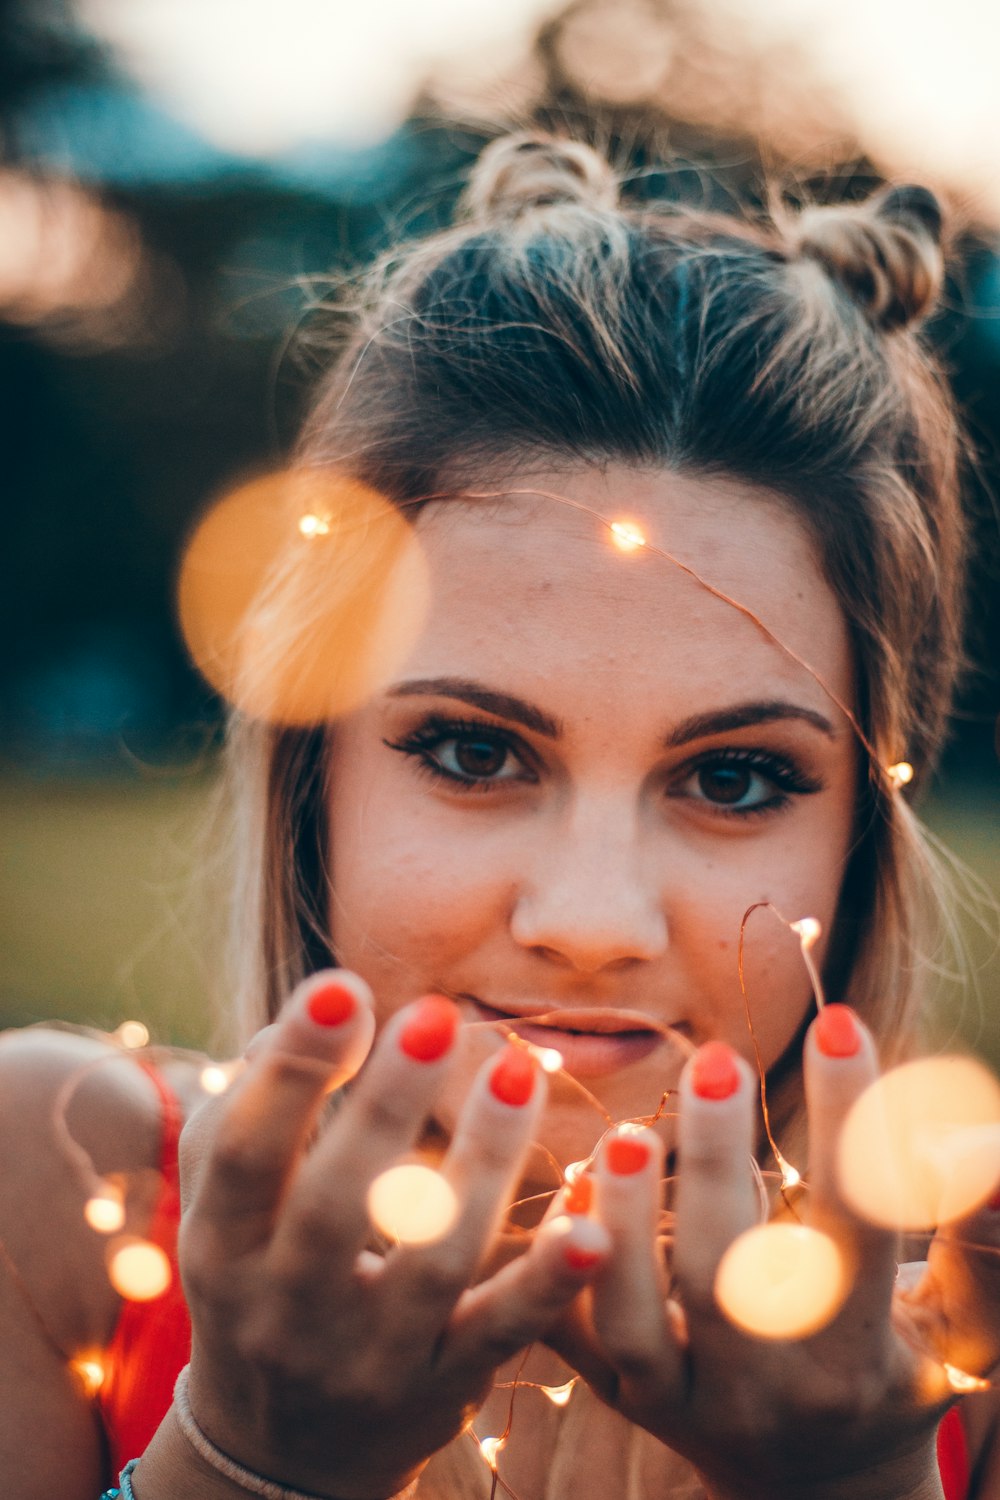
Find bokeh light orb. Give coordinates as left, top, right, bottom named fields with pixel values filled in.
left=107, top=1237, right=172, bottom=1301
left=367, top=1163, right=458, bottom=1246
left=715, top=1222, right=845, bottom=1340
left=838, top=1056, right=1000, bottom=1230
left=177, top=470, right=429, bottom=727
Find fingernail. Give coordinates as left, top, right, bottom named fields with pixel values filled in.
left=690, top=1041, right=741, bottom=1101
left=489, top=1046, right=537, bottom=1106
left=399, top=995, right=459, bottom=1062
left=987, top=1187, right=1000, bottom=1212
left=564, top=1245, right=602, bottom=1271
left=815, top=1004, right=861, bottom=1059
left=606, top=1135, right=650, bottom=1176
left=306, top=983, right=357, bottom=1028
left=564, top=1173, right=593, bottom=1216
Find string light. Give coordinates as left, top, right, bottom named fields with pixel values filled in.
left=886, top=760, right=914, bottom=789
left=776, top=1156, right=802, bottom=1191
left=107, top=1237, right=172, bottom=1301
left=943, top=1364, right=992, bottom=1394
left=297, top=512, right=330, bottom=538
left=609, top=520, right=646, bottom=551
left=84, top=1180, right=126, bottom=1234
left=479, top=1435, right=505, bottom=1470
left=199, top=1062, right=242, bottom=1095
left=715, top=1222, right=845, bottom=1340
left=530, top=1045, right=565, bottom=1074
left=367, top=1163, right=459, bottom=1246
left=541, top=1377, right=578, bottom=1407
left=114, top=1021, right=149, bottom=1050
left=69, top=1357, right=106, bottom=1395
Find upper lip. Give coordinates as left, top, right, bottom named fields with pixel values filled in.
left=461, top=995, right=668, bottom=1035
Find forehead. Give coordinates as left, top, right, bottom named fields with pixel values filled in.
left=401, top=465, right=851, bottom=717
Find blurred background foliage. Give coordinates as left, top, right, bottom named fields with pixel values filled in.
left=0, top=0, right=996, bottom=1056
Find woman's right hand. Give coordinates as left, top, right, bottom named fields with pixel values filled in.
left=152, top=972, right=609, bottom=1500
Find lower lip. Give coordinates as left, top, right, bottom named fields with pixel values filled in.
left=469, top=1006, right=663, bottom=1078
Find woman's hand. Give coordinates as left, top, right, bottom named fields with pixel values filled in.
left=547, top=1008, right=998, bottom=1500
left=167, top=973, right=610, bottom=1500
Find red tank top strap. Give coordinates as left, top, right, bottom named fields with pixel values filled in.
left=938, top=1405, right=970, bottom=1500
left=97, top=1060, right=191, bottom=1476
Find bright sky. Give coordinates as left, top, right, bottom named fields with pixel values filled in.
left=76, top=0, right=1000, bottom=218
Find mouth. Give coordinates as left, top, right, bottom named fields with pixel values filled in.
left=461, top=996, right=684, bottom=1079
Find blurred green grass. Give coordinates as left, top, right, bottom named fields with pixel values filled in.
left=1, top=771, right=996, bottom=1062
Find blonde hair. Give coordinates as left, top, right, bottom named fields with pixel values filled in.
left=219, top=134, right=967, bottom=1102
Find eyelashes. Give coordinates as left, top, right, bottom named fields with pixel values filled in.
left=384, top=714, right=825, bottom=816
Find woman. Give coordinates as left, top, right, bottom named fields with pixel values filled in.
left=1, top=132, right=996, bottom=1499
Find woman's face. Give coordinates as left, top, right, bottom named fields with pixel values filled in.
left=326, top=464, right=859, bottom=1169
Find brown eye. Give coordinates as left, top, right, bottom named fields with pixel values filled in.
left=697, top=764, right=753, bottom=805
left=452, top=736, right=509, bottom=778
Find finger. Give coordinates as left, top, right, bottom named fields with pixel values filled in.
left=915, top=1196, right=1000, bottom=1374
left=673, top=1043, right=758, bottom=1320
left=590, top=1126, right=678, bottom=1385
left=447, top=1211, right=613, bottom=1375
left=277, top=994, right=461, bottom=1266
left=382, top=1045, right=549, bottom=1333
left=804, top=1004, right=897, bottom=1326
left=183, top=970, right=375, bottom=1256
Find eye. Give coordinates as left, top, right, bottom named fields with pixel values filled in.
left=384, top=718, right=536, bottom=790
left=673, top=750, right=822, bottom=816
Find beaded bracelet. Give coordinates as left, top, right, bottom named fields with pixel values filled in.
left=100, top=1458, right=139, bottom=1499
left=173, top=1365, right=419, bottom=1500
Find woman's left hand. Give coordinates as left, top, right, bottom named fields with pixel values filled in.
left=547, top=1008, right=1000, bottom=1500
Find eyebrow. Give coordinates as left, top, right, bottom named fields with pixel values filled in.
left=387, top=679, right=836, bottom=746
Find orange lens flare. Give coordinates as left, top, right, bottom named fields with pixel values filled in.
left=177, top=470, right=429, bottom=727
left=838, top=1056, right=1000, bottom=1231
left=715, top=1222, right=845, bottom=1340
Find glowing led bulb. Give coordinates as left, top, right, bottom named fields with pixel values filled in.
left=715, top=1222, right=845, bottom=1340
left=114, top=1020, right=149, bottom=1050
left=790, top=917, right=821, bottom=949
left=70, top=1357, right=106, bottom=1395
left=107, top=1238, right=172, bottom=1301
left=200, top=1062, right=239, bottom=1095
left=886, top=760, right=914, bottom=789
left=479, top=1436, right=505, bottom=1469
left=609, top=520, right=646, bottom=551
left=85, top=1181, right=125, bottom=1234
left=367, top=1163, right=458, bottom=1246
left=777, top=1157, right=802, bottom=1191
left=541, top=1377, right=578, bottom=1407
left=531, top=1045, right=564, bottom=1074
left=943, top=1363, right=991, bottom=1393
left=297, top=512, right=330, bottom=537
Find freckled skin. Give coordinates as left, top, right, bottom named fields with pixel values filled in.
left=327, top=464, right=859, bottom=1171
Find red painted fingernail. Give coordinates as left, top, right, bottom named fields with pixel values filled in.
left=399, top=995, right=459, bottom=1062
left=564, top=1173, right=593, bottom=1216
left=986, top=1187, right=1000, bottom=1212
left=606, top=1135, right=650, bottom=1175
left=306, top=983, right=357, bottom=1028
left=489, top=1046, right=537, bottom=1106
left=564, top=1246, right=602, bottom=1271
left=815, top=1004, right=861, bottom=1059
left=690, top=1041, right=741, bottom=1101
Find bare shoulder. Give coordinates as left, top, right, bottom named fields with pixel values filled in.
left=0, top=1027, right=178, bottom=1349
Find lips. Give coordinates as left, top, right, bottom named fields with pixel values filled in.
left=462, top=997, right=673, bottom=1079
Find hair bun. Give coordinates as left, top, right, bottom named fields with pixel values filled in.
left=791, top=184, right=945, bottom=331
left=462, top=131, right=619, bottom=226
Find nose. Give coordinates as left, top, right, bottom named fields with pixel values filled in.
left=509, top=796, right=668, bottom=973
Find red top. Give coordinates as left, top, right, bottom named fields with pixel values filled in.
left=97, top=1063, right=191, bottom=1474
left=93, top=1068, right=971, bottom=1497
